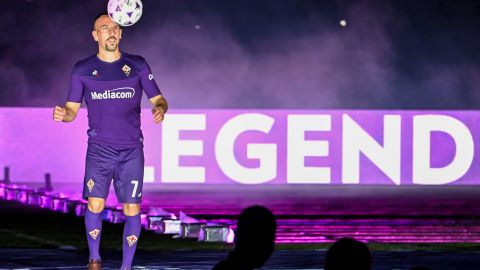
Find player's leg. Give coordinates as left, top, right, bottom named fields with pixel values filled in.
left=113, top=146, right=144, bottom=270
left=83, top=143, right=116, bottom=265
left=121, top=203, right=141, bottom=270
left=85, top=197, right=105, bottom=269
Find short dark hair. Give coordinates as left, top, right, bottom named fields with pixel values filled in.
left=234, top=205, right=277, bottom=268
left=93, top=12, right=110, bottom=29
left=325, top=238, right=372, bottom=270
left=235, top=205, right=277, bottom=246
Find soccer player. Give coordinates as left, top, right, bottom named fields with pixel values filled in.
left=52, top=12, right=168, bottom=270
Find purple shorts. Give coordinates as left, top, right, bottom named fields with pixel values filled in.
left=82, top=143, right=144, bottom=204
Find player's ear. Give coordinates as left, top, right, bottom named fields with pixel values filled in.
left=119, top=28, right=122, bottom=40
left=92, top=30, right=99, bottom=42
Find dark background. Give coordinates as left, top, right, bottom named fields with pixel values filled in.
left=0, top=0, right=478, bottom=109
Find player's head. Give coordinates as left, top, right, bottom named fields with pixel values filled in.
left=92, top=12, right=122, bottom=52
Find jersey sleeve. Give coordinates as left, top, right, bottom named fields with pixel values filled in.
left=66, top=72, right=84, bottom=103
left=140, top=60, right=162, bottom=99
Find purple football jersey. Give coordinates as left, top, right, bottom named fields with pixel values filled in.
left=67, top=52, right=162, bottom=147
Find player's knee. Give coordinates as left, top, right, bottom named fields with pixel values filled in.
left=88, top=198, right=105, bottom=213
left=123, top=203, right=140, bottom=216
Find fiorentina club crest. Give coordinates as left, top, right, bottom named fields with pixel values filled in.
left=126, top=235, right=138, bottom=247
left=87, top=179, right=95, bottom=192
left=89, top=229, right=100, bottom=240
left=122, top=64, right=131, bottom=76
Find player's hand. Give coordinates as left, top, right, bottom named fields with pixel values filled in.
left=152, top=107, right=165, bottom=124
left=53, top=106, right=66, bottom=122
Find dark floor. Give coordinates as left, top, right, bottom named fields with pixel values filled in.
left=1, top=198, right=480, bottom=269
left=18, top=183, right=480, bottom=243
left=1, top=248, right=479, bottom=270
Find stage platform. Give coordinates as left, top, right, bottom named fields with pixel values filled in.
left=14, top=183, right=480, bottom=244
left=1, top=186, right=480, bottom=269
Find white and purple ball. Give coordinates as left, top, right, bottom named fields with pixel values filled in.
left=107, top=0, right=143, bottom=27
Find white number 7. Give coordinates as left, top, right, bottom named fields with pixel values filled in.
left=131, top=180, right=139, bottom=198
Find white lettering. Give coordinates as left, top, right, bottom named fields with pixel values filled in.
left=413, top=115, right=474, bottom=185
left=161, top=114, right=206, bottom=183
left=342, top=114, right=401, bottom=185
left=90, top=87, right=135, bottom=100
left=287, top=115, right=331, bottom=184
left=215, top=113, right=277, bottom=184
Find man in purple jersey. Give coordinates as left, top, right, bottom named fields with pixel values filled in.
left=52, top=13, right=168, bottom=270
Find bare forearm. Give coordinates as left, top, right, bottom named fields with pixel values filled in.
left=55, top=102, right=80, bottom=123
left=62, top=109, right=77, bottom=122
left=154, top=96, right=168, bottom=113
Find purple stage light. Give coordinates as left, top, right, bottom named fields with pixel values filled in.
left=179, top=222, right=205, bottom=239
left=0, top=183, right=5, bottom=200
left=161, top=219, right=182, bottom=235
left=146, top=216, right=164, bottom=231
left=51, top=196, right=69, bottom=213
left=39, top=193, right=53, bottom=209
left=140, top=213, right=148, bottom=228
left=15, top=188, right=34, bottom=204
left=5, top=182, right=480, bottom=244
left=27, top=192, right=41, bottom=206
left=75, top=201, right=87, bottom=217
left=146, top=207, right=176, bottom=231
left=111, top=209, right=125, bottom=223
left=102, top=208, right=125, bottom=223
left=102, top=209, right=112, bottom=221
left=150, top=218, right=181, bottom=235
left=198, top=224, right=231, bottom=242
left=5, top=185, right=29, bottom=201
left=5, top=185, right=19, bottom=201
left=226, top=228, right=235, bottom=243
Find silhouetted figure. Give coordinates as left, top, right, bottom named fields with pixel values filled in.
left=44, top=173, right=53, bottom=192
left=325, top=237, right=372, bottom=270
left=213, top=205, right=277, bottom=270
left=1, top=167, right=10, bottom=184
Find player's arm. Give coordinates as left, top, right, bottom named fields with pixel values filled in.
left=140, top=58, right=167, bottom=124
left=149, top=95, right=168, bottom=124
left=53, top=102, right=81, bottom=122
left=55, top=64, right=84, bottom=122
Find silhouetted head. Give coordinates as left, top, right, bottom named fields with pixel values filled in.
left=233, top=205, right=277, bottom=268
left=325, top=238, right=372, bottom=270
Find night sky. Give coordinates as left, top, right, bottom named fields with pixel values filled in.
left=0, top=0, right=479, bottom=109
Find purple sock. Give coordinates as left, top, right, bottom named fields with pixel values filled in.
left=121, top=214, right=141, bottom=269
left=85, top=208, right=102, bottom=261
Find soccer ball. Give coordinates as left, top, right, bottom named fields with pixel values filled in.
left=107, top=0, right=143, bottom=27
